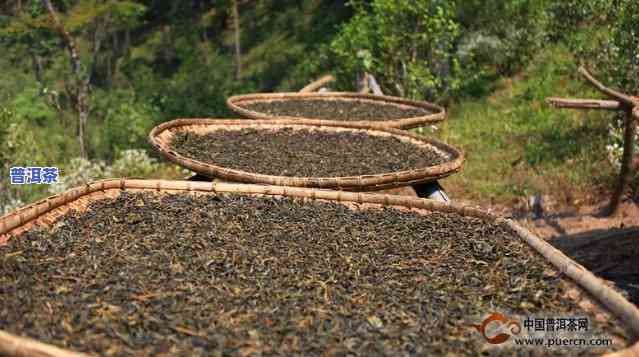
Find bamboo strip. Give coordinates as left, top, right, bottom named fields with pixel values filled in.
left=504, top=220, right=639, bottom=340
left=1, top=179, right=639, bottom=355
left=148, top=119, right=464, bottom=191
left=547, top=68, right=638, bottom=216
left=0, top=330, right=89, bottom=357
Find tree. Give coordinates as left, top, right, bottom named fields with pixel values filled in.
left=327, top=0, right=462, bottom=101
left=231, top=0, right=241, bottom=79
left=39, top=0, right=144, bottom=158
left=547, top=0, right=639, bottom=216
left=42, top=0, right=91, bottom=158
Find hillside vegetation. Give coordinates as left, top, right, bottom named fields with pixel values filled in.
left=0, top=0, right=637, bottom=212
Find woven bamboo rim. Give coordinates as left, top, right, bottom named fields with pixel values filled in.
left=226, top=92, right=446, bottom=129
left=148, top=118, right=464, bottom=191
left=0, top=179, right=638, bottom=356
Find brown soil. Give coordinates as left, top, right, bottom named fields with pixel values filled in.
left=0, top=192, right=627, bottom=356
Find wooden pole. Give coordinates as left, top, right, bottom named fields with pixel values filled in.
left=299, top=74, right=335, bottom=93
left=547, top=67, right=638, bottom=216
left=546, top=98, right=622, bottom=110
left=0, top=329, right=89, bottom=357
left=578, top=67, right=638, bottom=107
left=609, top=107, right=638, bottom=214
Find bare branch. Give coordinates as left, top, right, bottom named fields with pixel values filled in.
left=546, top=97, right=622, bottom=110
left=299, top=74, right=335, bottom=93
left=579, top=66, right=639, bottom=107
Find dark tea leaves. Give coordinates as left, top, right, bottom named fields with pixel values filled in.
left=170, top=128, right=445, bottom=177
left=0, top=192, right=627, bottom=356
left=241, top=99, right=430, bottom=121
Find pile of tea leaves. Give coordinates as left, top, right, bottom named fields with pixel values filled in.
left=170, top=128, right=446, bottom=177
left=0, top=192, right=627, bottom=356
left=241, top=99, right=431, bottom=121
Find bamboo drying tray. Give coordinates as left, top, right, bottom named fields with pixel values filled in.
left=226, top=92, right=446, bottom=129
left=1, top=179, right=639, bottom=356
left=148, top=118, right=464, bottom=191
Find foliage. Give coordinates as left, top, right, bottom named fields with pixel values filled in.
left=457, top=0, right=550, bottom=79
left=109, top=149, right=161, bottom=178
left=0, top=104, right=55, bottom=215
left=133, top=50, right=248, bottom=119
left=589, top=0, right=639, bottom=188
left=545, top=0, right=612, bottom=41
left=438, top=46, right=613, bottom=203
left=1, top=0, right=637, bottom=210
left=48, top=149, right=161, bottom=194
left=606, top=124, right=636, bottom=166
left=327, top=0, right=462, bottom=101
left=91, top=89, right=160, bottom=159
left=47, top=157, right=109, bottom=194
left=592, top=0, right=639, bottom=93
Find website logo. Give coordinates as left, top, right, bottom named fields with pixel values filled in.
left=470, top=312, right=522, bottom=344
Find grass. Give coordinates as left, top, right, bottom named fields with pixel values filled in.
left=1, top=44, right=628, bottom=215
left=423, top=45, right=617, bottom=208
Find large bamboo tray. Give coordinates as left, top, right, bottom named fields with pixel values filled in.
left=0, top=179, right=638, bottom=356
left=148, top=118, right=464, bottom=191
left=226, top=92, right=446, bottom=129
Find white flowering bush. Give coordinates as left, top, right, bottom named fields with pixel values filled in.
left=606, top=123, right=639, bottom=170
left=2, top=198, right=26, bottom=216
left=48, top=149, right=163, bottom=194
left=109, top=149, right=160, bottom=178
left=48, top=158, right=110, bottom=194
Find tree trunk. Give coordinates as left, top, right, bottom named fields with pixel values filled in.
left=77, top=80, right=89, bottom=159
left=107, top=32, right=119, bottom=85
left=608, top=108, right=638, bottom=215
left=231, top=0, right=242, bottom=79
left=31, top=53, right=45, bottom=93
left=42, top=0, right=90, bottom=159
left=124, top=29, right=130, bottom=55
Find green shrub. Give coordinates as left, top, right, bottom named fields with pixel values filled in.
left=109, top=149, right=160, bottom=178
left=92, top=89, right=160, bottom=160
left=591, top=0, right=639, bottom=189
left=457, top=0, right=550, bottom=77
left=327, top=0, right=462, bottom=101
left=48, top=149, right=162, bottom=194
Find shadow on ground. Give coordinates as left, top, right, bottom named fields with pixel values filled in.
left=550, top=227, right=639, bottom=307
